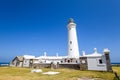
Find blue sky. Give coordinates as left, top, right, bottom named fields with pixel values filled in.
left=0, top=0, right=120, bottom=62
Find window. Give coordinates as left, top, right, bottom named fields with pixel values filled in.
left=76, top=60, right=78, bottom=63
left=65, top=59, right=66, bottom=62
left=70, top=49, right=72, bottom=51
left=99, top=59, right=103, bottom=64
left=30, top=60, right=33, bottom=63
left=70, top=59, right=73, bottom=62
left=69, top=28, right=71, bottom=30
left=70, top=41, right=72, bottom=44
left=68, top=60, right=70, bottom=63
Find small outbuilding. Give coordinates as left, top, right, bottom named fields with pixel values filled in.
left=10, top=55, right=39, bottom=68
left=22, top=55, right=39, bottom=68
left=80, top=48, right=112, bottom=71
left=10, top=56, right=24, bottom=67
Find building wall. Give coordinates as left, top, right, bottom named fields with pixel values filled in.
left=13, top=59, right=17, bottom=67
left=31, top=63, right=80, bottom=69
left=10, top=57, right=23, bottom=67
left=32, top=63, right=51, bottom=68
left=80, top=57, right=88, bottom=70
left=87, top=56, right=107, bottom=71
left=61, top=58, right=79, bottom=64
left=104, top=53, right=112, bottom=71
left=23, top=59, right=30, bottom=67
left=40, top=59, right=62, bottom=64
left=19, top=62, right=23, bottom=67
left=58, top=64, right=80, bottom=69
left=68, top=22, right=79, bottom=58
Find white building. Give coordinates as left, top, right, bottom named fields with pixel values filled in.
left=10, top=55, right=37, bottom=68
left=37, top=52, right=67, bottom=64
left=80, top=48, right=112, bottom=71
left=22, top=55, right=36, bottom=67
left=10, top=56, right=24, bottom=67
left=67, top=18, right=80, bottom=58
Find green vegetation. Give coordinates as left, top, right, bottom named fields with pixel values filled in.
left=112, top=67, right=120, bottom=76
left=0, top=67, right=119, bottom=80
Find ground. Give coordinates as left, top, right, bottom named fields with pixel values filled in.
left=0, top=67, right=119, bottom=80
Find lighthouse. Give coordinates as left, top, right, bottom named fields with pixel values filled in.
left=67, top=18, right=80, bottom=58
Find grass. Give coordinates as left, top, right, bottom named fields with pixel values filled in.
left=0, top=67, right=119, bottom=80
left=112, top=67, right=120, bottom=76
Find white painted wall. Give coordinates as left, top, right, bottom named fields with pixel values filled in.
left=11, top=60, right=17, bottom=67
left=19, top=62, right=23, bottom=67
left=40, top=58, right=62, bottom=64
left=23, top=59, right=30, bottom=67
left=87, top=55, right=107, bottom=71
left=67, top=19, right=79, bottom=58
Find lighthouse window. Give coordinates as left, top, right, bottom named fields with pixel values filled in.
left=70, top=49, right=72, bottom=51
left=69, top=28, right=71, bottom=30
left=70, top=41, right=72, bottom=44
left=99, top=59, right=103, bottom=64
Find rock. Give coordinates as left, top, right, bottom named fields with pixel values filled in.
left=31, top=69, right=42, bottom=73
left=42, top=71, right=60, bottom=75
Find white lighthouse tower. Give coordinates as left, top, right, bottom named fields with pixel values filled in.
left=67, top=18, right=80, bottom=58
